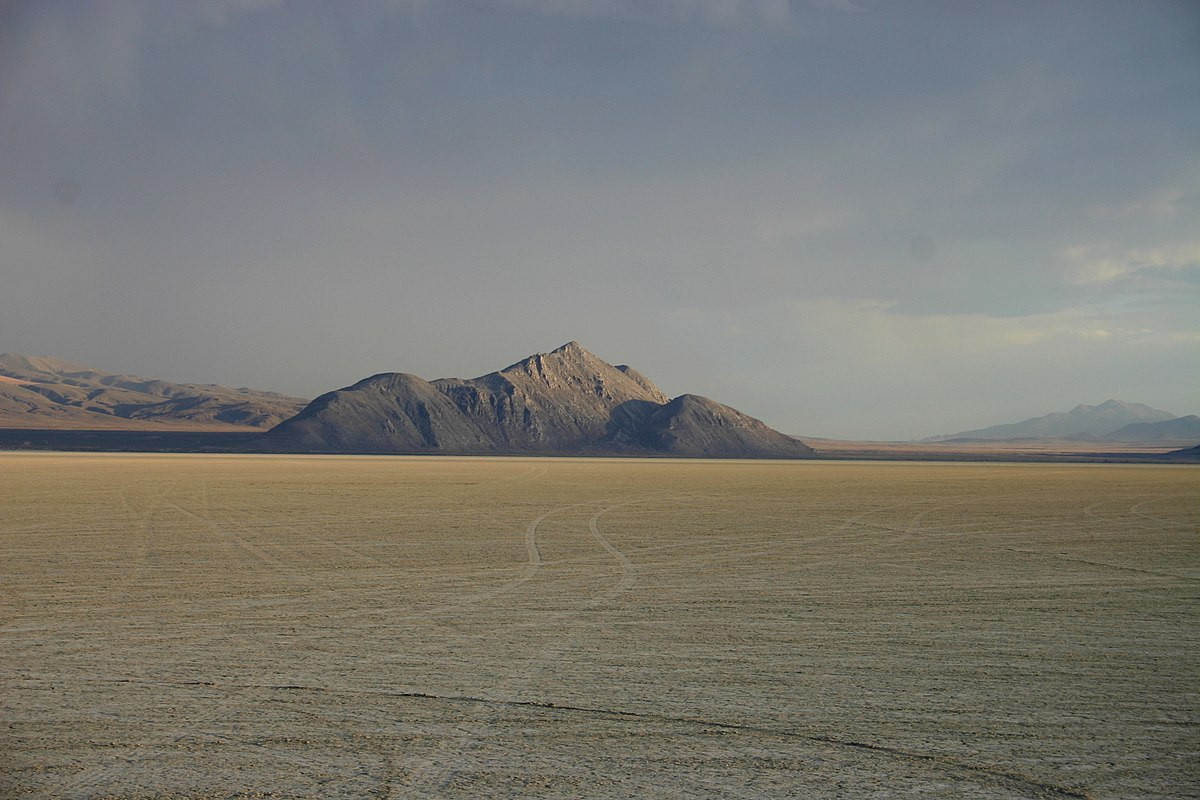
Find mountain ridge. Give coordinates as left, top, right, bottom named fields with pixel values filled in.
left=925, top=399, right=1179, bottom=442
left=0, top=352, right=307, bottom=430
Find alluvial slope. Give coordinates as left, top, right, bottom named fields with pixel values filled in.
left=926, top=399, right=1177, bottom=441
left=0, top=353, right=307, bottom=430
left=267, top=342, right=815, bottom=457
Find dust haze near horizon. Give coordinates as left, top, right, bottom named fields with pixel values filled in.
left=1, top=1, right=1197, bottom=440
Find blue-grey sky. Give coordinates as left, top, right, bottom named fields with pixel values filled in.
left=2, top=0, right=1197, bottom=439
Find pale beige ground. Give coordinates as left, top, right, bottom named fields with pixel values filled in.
left=807, top=439, right=1188, bottom=457
left=1, top=454, right=1197, bottom=799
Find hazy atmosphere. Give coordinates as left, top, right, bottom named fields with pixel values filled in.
left=2, top=0, right=1197, bottom=439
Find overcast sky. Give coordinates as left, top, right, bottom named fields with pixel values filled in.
left=1, top=1, right=1197, bottom=439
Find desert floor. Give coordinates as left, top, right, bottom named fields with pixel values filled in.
left=805, top=439, right=1189, bottom=459
left=1, top=454, right=1197, bottom=799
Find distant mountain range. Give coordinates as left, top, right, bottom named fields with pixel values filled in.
left=265, top=342, right=815, bottom=458
left=3, top=348, right=1193, bottom=455
left=0, top=353, right=305, bottom=430
left=926, top=400, right=1200, bottom=444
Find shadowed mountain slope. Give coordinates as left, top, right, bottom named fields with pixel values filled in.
left=263, top=372, right=496, bottom=453
left=638, top=394, right=814, bottom=458
left=0, top=353, right=306, bottom=430
left=267, top=342, right=815, bottom=458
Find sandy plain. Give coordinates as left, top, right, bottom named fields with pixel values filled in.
left=805, top=439, right=1190, bottom=459
left=1, top=453, right=1197, bottom=799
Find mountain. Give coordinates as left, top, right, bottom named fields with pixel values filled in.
left=925, top=400, right=1177, bottom=442
left=0, top=353, right=307, bottom=430
left=266, top=342, right=815, bottom=458
left=1102, top=415, right=1200, bottom=443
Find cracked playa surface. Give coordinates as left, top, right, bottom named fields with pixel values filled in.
left=1, top=453, right=1197, bottom=798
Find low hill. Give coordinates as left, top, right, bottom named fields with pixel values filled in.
left=266, top=342, right=815, bottom=458
left=1165, top=443, right=1200, bottom=461
left=0, top=353, right=306, bottom=430
left=925, top=400, right=1176, bottom=442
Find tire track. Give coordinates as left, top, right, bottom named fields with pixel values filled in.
left=586, top=498, right=643, bottom=599
left=413, top=500, right=596, bottom=615
left=399, top=493, right=674, bottom=795
left=177, top=490, right=599, bottom=619
left=205, top=488, right=427, bottom=573
left=114, top=480, right=174, bottom=597
left=329, top=684, right=1095, bottom=799
left=43, top=676, right=1093, bottom=800
left=160, top=494, right=315, bottom=587
left=1001, top=548, right=1196, bottom=581
left=1130, top=493, right=1198, bottom=530
left=1082, top=494, right=1170, bottom=534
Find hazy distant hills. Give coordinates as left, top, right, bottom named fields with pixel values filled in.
left=926, top=400, right=1197, bottom=443
left=266, top=342, right=815, bottom=458
left=0, top=353, right=306, bottom=430
left=1104, top=415, right=1200, bottom=442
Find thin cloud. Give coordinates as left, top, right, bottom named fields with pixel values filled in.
left=807, top=0, right=865, bottom=12
left=1061, top=242, right=1200, bottom=287
left=496, top=0, right=792, bottom=25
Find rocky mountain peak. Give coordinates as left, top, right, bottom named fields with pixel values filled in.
left=500, top=341, right=601, bottom=374
left=483, top=342, right=664, bottom=407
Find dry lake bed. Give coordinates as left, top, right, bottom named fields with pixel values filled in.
left=1, top=453, right=1197, bottom=799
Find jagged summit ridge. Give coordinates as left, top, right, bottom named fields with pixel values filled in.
left=267, top=342, right=814, bottom=458
left=484, top=341, right=668, bottom=403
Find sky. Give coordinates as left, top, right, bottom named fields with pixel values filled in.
left=1, top=0, right=1197, bottom=440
